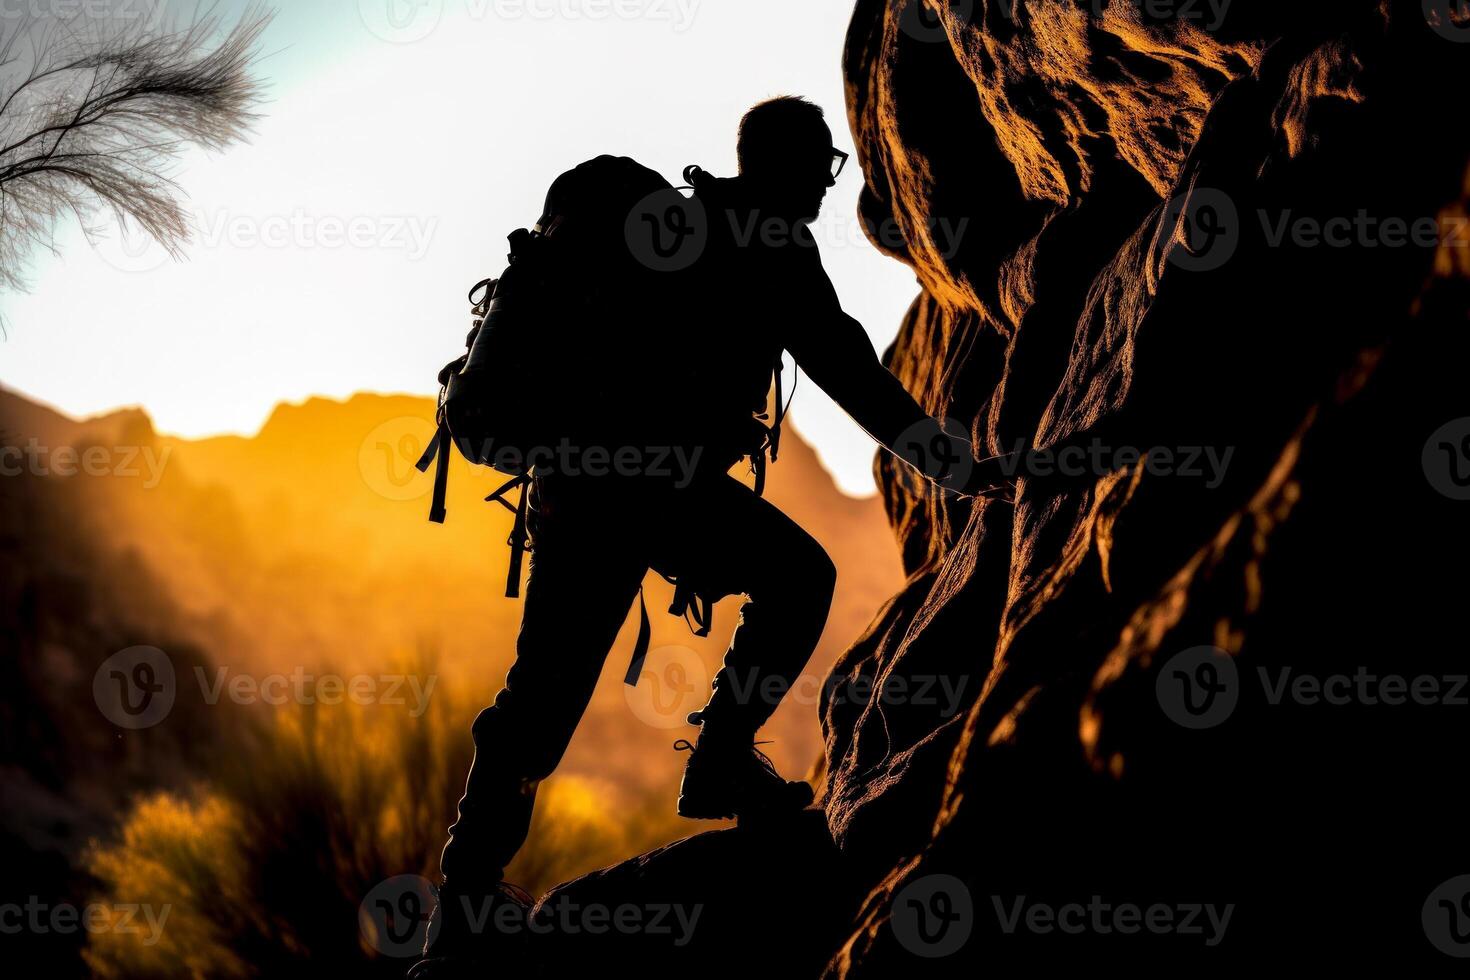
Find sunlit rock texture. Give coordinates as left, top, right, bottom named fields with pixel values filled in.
left=823, top=0, right=1470, bottom=971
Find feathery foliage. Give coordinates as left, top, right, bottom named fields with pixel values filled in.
left=0, top=4, right=270, bottom=290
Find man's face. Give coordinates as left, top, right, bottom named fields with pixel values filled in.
left=750, top=120, right=842, bottom=224
left=786, top=121, right=839, bottom=222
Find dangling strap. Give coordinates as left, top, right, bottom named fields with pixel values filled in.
left=485, top=475, right=532, bottom=599
left=416, top=422, right=452, bottom=524
left=769, top=359, right=784, bottom=463
left=748, top=358, right=795, bottom=498
left=690, top=594, right=713, bottom=636
left=668, top=578, right=713, bottom=638
left=625, top=576, right=712, bottom=688
left=624, top=586, right=653, bottom=687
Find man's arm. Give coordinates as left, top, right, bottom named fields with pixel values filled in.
left=784, top=269, right=993, bottom=494
left=790, top=308, right=927, bottom=449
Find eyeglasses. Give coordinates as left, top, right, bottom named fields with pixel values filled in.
left=830, top=149, right=850, bottom=180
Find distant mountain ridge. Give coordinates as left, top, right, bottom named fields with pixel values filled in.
left=0, top=384, right=904, bottom=787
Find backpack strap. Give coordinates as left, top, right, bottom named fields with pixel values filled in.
left=416, top=422, right=452, bottom=524
left=623, top=586, right=653, bottom=686
left=750, top=449, right=767, bottom=498
left=624, top=575, right=713, bottom=688
left=485, top=475, right=533, bottom=598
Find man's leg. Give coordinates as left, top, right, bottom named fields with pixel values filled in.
left=650, top=475, right=837, bottom=815
left=439, top=482, right=647, bottom=891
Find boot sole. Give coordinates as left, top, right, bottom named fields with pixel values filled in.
left=677, top=786, right=813, bottom=822
left=676, top=795, right=735, bottom=820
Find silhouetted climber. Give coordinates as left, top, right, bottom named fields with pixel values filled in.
left=412, top=97, right=999, bottom=976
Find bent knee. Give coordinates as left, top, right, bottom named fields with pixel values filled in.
left=778, top=531, right=836, bottom=600
left=812, top=544, right=837, bottom=596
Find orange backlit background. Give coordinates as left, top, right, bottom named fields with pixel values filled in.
left=0, top=385, right=902, bottom=974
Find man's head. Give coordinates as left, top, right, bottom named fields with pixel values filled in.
left=737, top=96, right=845, bottom=222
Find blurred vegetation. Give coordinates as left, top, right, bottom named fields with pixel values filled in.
left=81, top=651, right=693, bottom=977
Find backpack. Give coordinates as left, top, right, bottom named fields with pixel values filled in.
left=415, top=156, right=789, bottom=683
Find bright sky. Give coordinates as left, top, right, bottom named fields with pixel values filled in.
left=0, top=0, right=921, bottom=495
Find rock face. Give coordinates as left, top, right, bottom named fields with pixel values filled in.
left=538, top=2, right=1470, bottom=973
left=821, top=0, right=1470, bottom=971
left=532, top=811, right=857, bottom=978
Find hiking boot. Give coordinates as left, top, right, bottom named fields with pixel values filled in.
left=408, top=880, right=532, bottom=979
left=674, top=732, right=814, bottom=820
